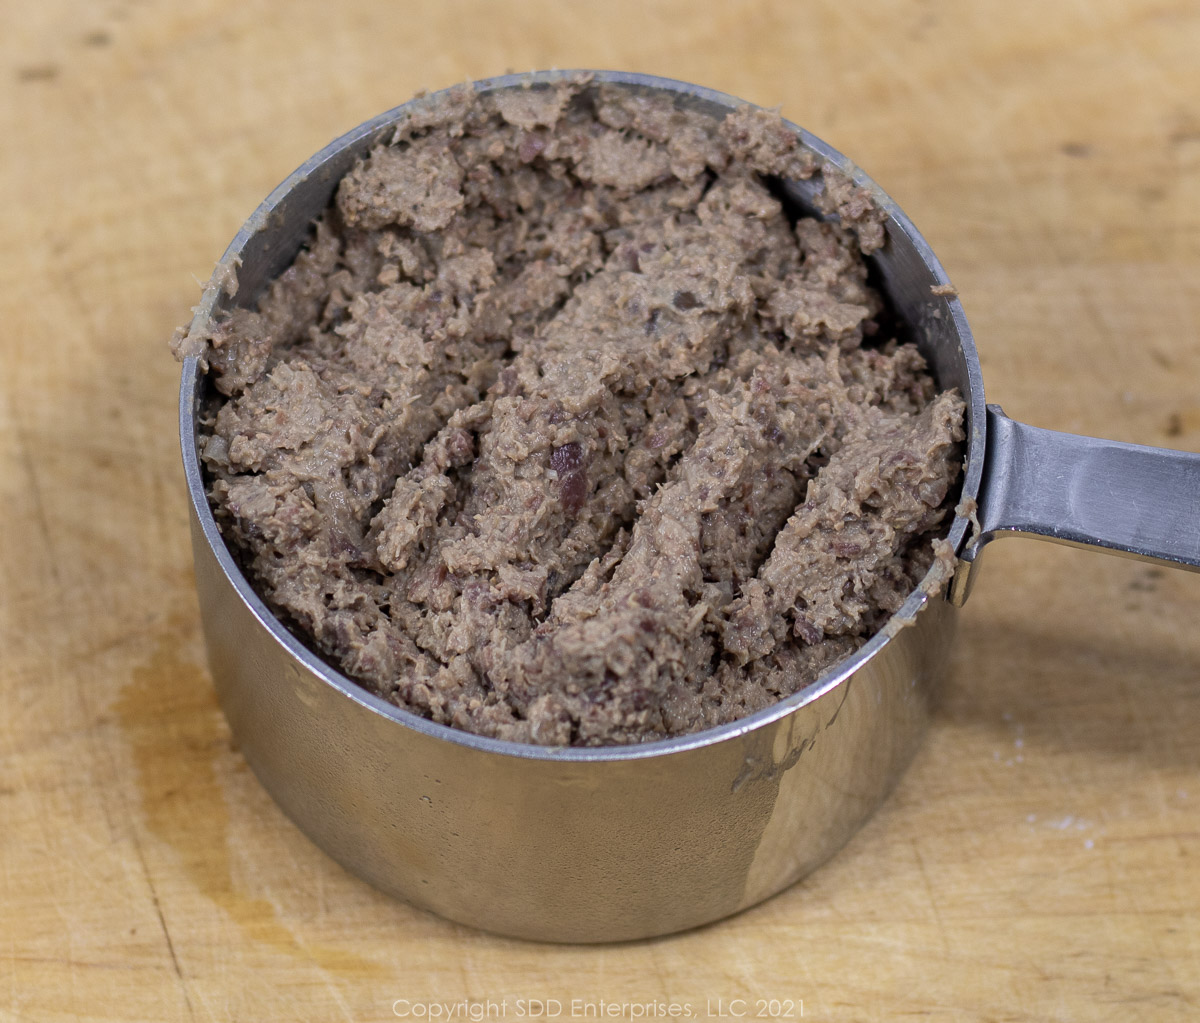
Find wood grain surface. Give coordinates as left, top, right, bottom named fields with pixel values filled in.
left=2, top=1, right=1199, bottom=1020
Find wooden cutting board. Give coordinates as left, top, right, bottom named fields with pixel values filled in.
left=2, top=1, right=1198, bottom=1020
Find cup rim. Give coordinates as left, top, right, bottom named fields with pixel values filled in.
left=179, top=68, right=986, bottom=763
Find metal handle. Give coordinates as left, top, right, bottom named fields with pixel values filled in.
left=950, top=405, right=1200, bottom=605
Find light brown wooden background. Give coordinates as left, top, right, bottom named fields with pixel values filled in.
left=2, top=1, right=1199, bottom=1020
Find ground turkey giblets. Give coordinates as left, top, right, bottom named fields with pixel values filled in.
left=177, top=77, right=966, bottom=746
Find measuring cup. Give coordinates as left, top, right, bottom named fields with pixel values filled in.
left=178, top=70, right=1200, bottom=943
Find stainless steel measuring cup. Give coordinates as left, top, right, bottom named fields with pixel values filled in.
left=178, top=70, right=1200, bottom=943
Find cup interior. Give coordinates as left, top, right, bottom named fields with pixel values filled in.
left=179, top=69, right=987, bottom=759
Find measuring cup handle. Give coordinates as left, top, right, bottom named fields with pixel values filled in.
left=950, top=404, right=1200, bottom=605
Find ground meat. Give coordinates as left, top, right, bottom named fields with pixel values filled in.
left=180, top=78, right=966, bottom=746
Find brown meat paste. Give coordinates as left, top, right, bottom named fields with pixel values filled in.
left=179, top=78, right=966, bottom=746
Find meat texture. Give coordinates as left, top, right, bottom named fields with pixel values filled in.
left=182, top=79, right=966, bottom=745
